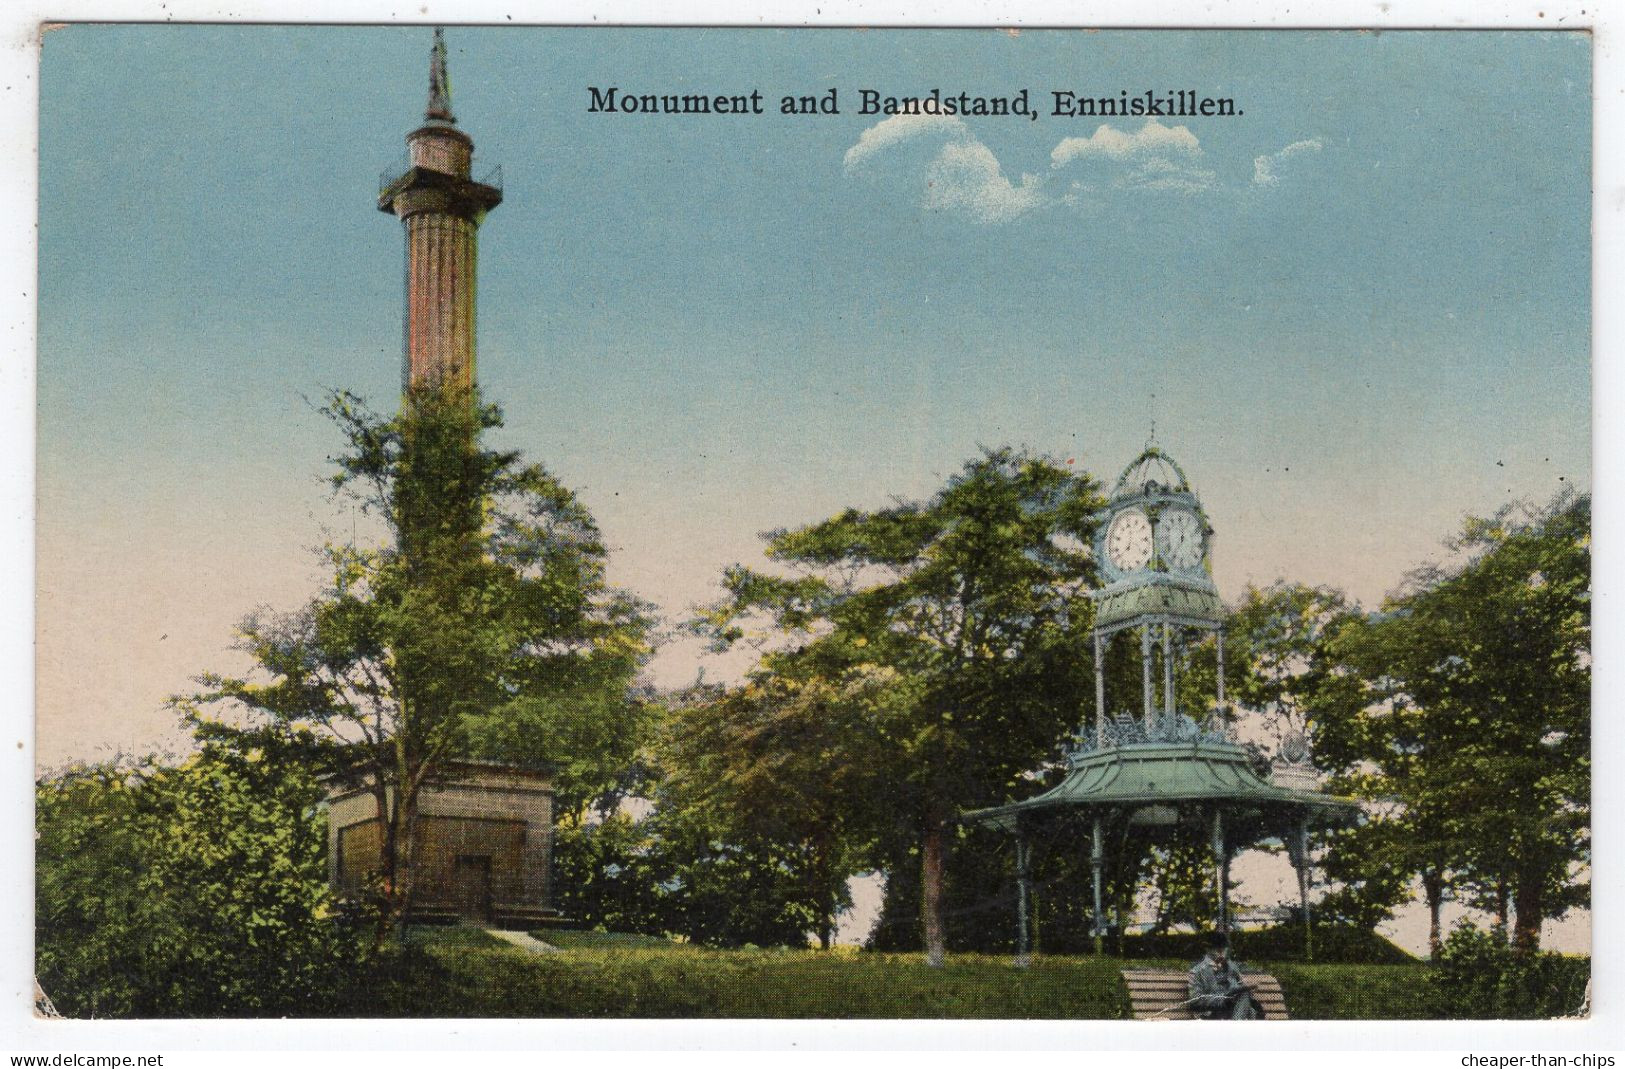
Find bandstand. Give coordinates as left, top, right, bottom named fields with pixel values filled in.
left=963, top=448, right=1359, bottom=959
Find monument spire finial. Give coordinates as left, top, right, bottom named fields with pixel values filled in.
left=426, top=26, right=456, bottom=124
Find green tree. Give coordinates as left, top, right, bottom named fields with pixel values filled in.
left=1142, top=831, right=1228, bottom=935
left=1225, top=582, right=1358, bottom=741
left=1317, top=490, right=1589, bottom=953
left=695, top=448, right=1104, bottom=964
left=1314, top=621, right=1464, bottom=954
left=657, top=669, right=903, bottom=947
left=1311, top=813, right=1431, bottom=936
left=552, top=791, right=857, bottom=948
left=179, top=385, right=653, bottom=941
left=37, top=761, right=165, bottom=1018
left=1210, top=581, right=1424, bottom=936
left=551, top=808, right=670, bottom=936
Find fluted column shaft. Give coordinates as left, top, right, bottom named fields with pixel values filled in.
left=404, top=212, right=478, bottom=391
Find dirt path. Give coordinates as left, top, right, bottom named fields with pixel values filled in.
left=482, top=928, right=561, bottom=954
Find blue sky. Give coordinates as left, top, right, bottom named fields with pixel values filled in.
left=37, top=26, right=1589, bottom=771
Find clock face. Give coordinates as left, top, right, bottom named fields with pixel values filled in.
left=1157, top=507, right=1205, bottom=569
left=1105, top=508, right=1154, bottom=571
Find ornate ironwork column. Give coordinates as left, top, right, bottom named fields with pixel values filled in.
left=1211, top=809, right=1229, bottom=933
left=1286, top=814, right=1314, bottom=961
left=1162, top=621, right=1174, bottom=722
left=1141, top=626, right=1155, bottom=730
left=1091, top=816, right=1105, bottom=955
left=1014, top=834, right=1033, bottom=967
left=1093, top=630, right=1106, bottom=746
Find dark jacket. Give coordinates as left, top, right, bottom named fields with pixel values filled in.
left=1188, top=953, right=1260, bottom=1019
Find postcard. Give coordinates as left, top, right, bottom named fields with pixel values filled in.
left=30, top=23, right=1591, bottom=1032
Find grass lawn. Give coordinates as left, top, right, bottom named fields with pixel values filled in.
left=364, top=927, right=1435, bottom=1019
left=534, top=929, right=679, bottom=951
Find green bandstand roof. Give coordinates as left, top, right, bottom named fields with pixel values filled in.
left=963, top=739, right=1360, bottom=835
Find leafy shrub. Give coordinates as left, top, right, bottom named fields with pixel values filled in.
left=1428, top=923, right=1590, bottom=1019
left=552, top=809, right=835, bottom=948
left=1270, top=962, right=1435, bottom=1019
left=1238, top=923, right=1417, bottom=964
left=36, top=741, right=368, bottom=1017
left=550, top=812, right=672, bottom=937
left=1116, top=924, right=1415, bottom=964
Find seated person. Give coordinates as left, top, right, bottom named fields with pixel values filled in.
left=1187, top=931, right=1263, bottom=1020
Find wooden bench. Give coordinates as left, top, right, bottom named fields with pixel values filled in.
left=1122, top=969, right=1290, bottom=1020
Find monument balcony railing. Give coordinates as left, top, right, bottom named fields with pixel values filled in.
left=379, top=156, right=504, bottom=196
left=379, top=152, right=411, bottom=194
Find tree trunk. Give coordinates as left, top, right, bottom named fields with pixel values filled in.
left=393, top=787, right=422, bottom=934
left=373, top=766, right=424, bottom=950
left=372, top=779, right=398, bottom=949
left=921, top=820, right=946, bottom=967
left=1149, top=858, right=1173, bottom=934
left=1496, top=877, right=1511, bottom=941
left=814, top=828, right=838, bottom=950
left=1423, top=870, right=1444, bottom=959
left=1512, top=870, right=1544, bottom=954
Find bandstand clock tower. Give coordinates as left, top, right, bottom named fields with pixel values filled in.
left=1090, top=446, right=1228, bottom=746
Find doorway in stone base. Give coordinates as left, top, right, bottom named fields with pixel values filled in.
left=452, top=854, right=493, bottom=921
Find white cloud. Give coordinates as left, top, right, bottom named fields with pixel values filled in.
left=843, top=115, right=1307, bottom=219
left=1253, top=138, right=1324, bottom=186
left=922, top=138, right=1046, bottom=224
left=1049, top=120, right=1216, bottom=195
left=844, top=113, right=1046, bottom=224
left=842, top=113, right=966, bottom=172
left=1049, top=119, right=1202, bottom=166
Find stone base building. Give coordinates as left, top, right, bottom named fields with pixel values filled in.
left=325, top=760, right=560, bottom=927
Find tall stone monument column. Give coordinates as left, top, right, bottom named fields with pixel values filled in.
left=378, top=28, right=502, bottom=392
left=330, top=33, right=560, bottom=926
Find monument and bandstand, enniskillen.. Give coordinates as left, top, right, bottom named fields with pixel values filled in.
left=964, top=447, right=1359, bottom=961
